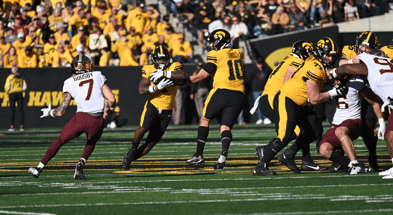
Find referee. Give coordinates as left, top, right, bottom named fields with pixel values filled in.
left=4, top=66, right=27, bottom=131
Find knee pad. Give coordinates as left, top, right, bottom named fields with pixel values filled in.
left=270, top=137, right=286, bottom=152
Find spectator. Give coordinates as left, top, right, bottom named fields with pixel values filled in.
left=18, top=46, right=37, bottom=68
left=3, top=46, right=17, bottom=68
left=94, top=5, right=109, bottom=30
left=141, top=26, right=159, bottom=51
left=154, top=34, right=169, bottom=49
left=126, top=3, right=150, bottom=35
left=194, top=1, right=214, bottom=47
left=6, top=27, right=18, bottom=46
left=271, top=6, right=290, bottom=34
left=295, top=0, right=312, bottom=19
left=13, top=33, right=28, bottom=57
left=71, top=26, right=89, bottom=53
left=237, top=1, right=254, bottom=32
left=249, top=58, right=271, bottom=124
left=36, top=44, right=49, bottom=67
left=70, top=8, right=88, bottom=36
left=229, top=16, right=248, bottom=49
left=54, top=22, right=70, bottom=44
left=0, top=20, right=6, bottom=37
left=344, top=0, right=360, bottom=21
left=208, top=7, right=224, bottom=32
left=0, top=34, right=11, bottom=56
left=356, top=0, right=380, bottom=18
left=163, top=26, right=177, bottom=46
left=48, top=8, right=64, bottom=32
left=194, top=0, right=215, bottom=16
left=20, top=7, right=32, bottom=25
left=83, top=46, right=95, bottom=63
left=224, top=3, right=237, bottom=17
left=254, top=8, right=273, bottom=38
left=235, top=0, right=256, bottom=14
left=288, top=4, right=307, bottom=31
left=13, top=14, right=28, bottom=37
left=156, top=15, right=171, bottom=36
left=119, top=45, right=139, bottom=66
left=52, top=44, right=72, bottom=67
left=112, top=30, right=129, bottom=62
left=176, top=0, right=196, bottom=24
left=172, top=33, right=193, bottom=63
left=25, top=27, right=38, bottom=46
left=327, top=0, right=345, bottom=23
left=73, top=44, right=84, bottom=58
left=4, top=66, right=27, bottom=131
left=104, top=17, right=119, bottom=41
left=139, top=46, right=149, bottom=66
left=99, top=47, right=110, bottom=66
left=44, top=32, right=57, bottom=66
left=146, top=5, right=160, bottom=29
left=264, top=0, right=280, bottom=16
left=127, top=27, right=143, bottom=55
left=88, top=28, right=108, bottom=55
left=31, top=16, right=47, bottom=32
left=310, top=0, right=324, bottom=23
left=222, top=15, right=232, bottom=33
left=190, top=59, right=210, bottom=119
left=319, top=9, right=335, bottom=26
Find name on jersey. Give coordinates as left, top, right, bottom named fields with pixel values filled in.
left=73, top=73, right=93, bottom=81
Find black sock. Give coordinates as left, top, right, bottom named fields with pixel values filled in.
left=221, top=130, right=232, bottom=152
left=195, top=126, right=209, bottom=156
left=330, top=148, right=350, bottom=166
left=131, top=141, right=139, bottom=150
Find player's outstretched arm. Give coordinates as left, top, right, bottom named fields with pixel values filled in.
left=103, top=84, right=116, bottom=109
left=335, top=63, right=368, bottom=77
left=52, top=92, right=73, bottom=117
left=170, top=69, right=186, bottom=80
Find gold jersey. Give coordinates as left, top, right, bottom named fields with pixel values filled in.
left=342, top=45, right=358, bottom=59
left=280, top=55, right=327, bottom=106
left=141, top=62, right=182, bottom=110
left=262, top=54, right=304, bottom=105
left=381, top=45, right=393, bottom=59
left=206, top=48, right=245, bottom=94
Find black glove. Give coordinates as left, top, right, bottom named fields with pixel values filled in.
left=335, top=84, right=348, bottom=96
left=106, top=108, right=115, bottom=122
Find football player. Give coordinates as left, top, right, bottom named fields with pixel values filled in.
left=177, top=29, right=247, bottom=169
left=253, top=40, right=325, bottom=171
left=319, top=75, right=385, bottom=174
left=253, top=37, right=348, bottom=176
left=334, top=49, right=393, bottom=178
left=28, top=54, right=117, bottom=180
left=337, top=31, right=381, bottom=172
left=122, top=45, right=185, bottom=170
left=380, top=35, right=393, bottom=59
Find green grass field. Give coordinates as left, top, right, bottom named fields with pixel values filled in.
left=1, top=124, right=393, bottom=215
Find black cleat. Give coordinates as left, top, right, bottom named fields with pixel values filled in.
left=327, top=162, right=343, bottom=173
left=122, top=148, right=137, bottom=170
left=368, top=156, right=379, bottom=172
left=28, top=167, right=42, bottom=179
left=74, top=160, right=86, bottom=180
left=255, top=146, right=266, bottom=162
left=252, top=162, right=276, bottom=176
left=348, top=162, right=367, bottom=174
left=214, top=150, right=228, bottom=170
left=301, top=160, right=327, bottom=171
left=278, top=149, right=300, bottom=173
left=214, top=162, right=225, bottom=169
left=187, top=155, right=205, bottom=165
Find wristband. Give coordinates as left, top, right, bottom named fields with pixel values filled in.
left=50, top=109, right=55, bottom=117
left=378, top=118, right=385, bottom=126
left=166, top=71, right=172, bottom=79
left=328, top=89, right=338, bottom=98
left=348, top=59, right=353, bottom=64
left=149, top=85, right=157, bottom=93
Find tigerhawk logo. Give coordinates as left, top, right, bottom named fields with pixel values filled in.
left=317, top=40, right=327, bottom=48
left=214, top=31, right=226, bottom=39
left=302, top=42, right=313, bottom=51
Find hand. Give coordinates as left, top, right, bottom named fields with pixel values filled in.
left=150, top=69, right=165, bottom=83
left=378, top=118, right=386, bottom=140
left=106, top=108, right=115, bottom=122
left=40, top=104, right=52, bottom=118
left=335, top=84, right=348, bottom=96
left=156, top=78, right=174, bottom=90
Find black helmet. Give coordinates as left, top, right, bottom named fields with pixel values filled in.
left=71, top=54, right=92, bottom=74
left=208, top=29, right=231, bottom=50
left=357, top=31, right=379, bottom=53
left=292, top=40, right=314, bottom=60
left=315, top=37, right=338, bottom=67
left=150, top=45, right=171, bottom=69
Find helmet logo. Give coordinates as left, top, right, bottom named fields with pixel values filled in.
left=302, top=42, right=313, bottom=51
left=317, top=40, right=326, bottom=48
left=214, top=31, right=226, bottom=40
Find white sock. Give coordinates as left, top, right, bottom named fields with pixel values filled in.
left=349, top=160, right=358, bottom=167
left=37, top=162, right=45, bottom=169
left=81, top=158, right=87, bottom=165
left=218, top=155, right=226, bottom=163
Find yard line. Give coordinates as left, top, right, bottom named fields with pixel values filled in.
left=221, top=209, right=393, bottom=214
left=0, top=210, right=56, bottom=215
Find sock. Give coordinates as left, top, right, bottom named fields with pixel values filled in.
left=221, top=130, right=232, bottom=152
left=349, top=160, right=359, bottom=167
left=261, top=144, right=278, bottom=164
left=37, top=162, right=45, bottom=169
left=131, top=141, right=139, bottom=150
left=80, top=158, right=87, bottom=165
left=195, top=126, right=209, bottom=156
left=330, top=149, right=350, bottom=166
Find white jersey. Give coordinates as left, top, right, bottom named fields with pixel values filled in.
left=63, top=71, right=106, bottom=113
left=332, top=78, right=366, bottom=125
left=358, top=53, right=393, bottom=108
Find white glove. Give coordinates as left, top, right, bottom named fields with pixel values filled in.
left=378, top=118, right=386, bottom=140
left=156, top=78, right=174, bottom=90
left=328, top=84, right=348, bottom=98
left=150, top=69, right=172, bottom=83
left=40, top=104, right=54, bottom=118
left=381, top=97, right=393, bottom=113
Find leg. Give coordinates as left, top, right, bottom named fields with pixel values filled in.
left=17, top=93, right=25, bottom=129
left=319, top=142, right=334, bottom=160
left=361, top=101, right=379, bottom=171
left=172, top=89, right=182, bottom=125
left=8, top=93, right=17, bottom=129
left=335, top=126, right=356, bottom=161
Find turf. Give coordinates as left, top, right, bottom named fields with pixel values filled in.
left=0, top=124, right=392, bottom=215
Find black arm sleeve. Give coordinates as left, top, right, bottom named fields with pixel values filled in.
left=203, top=62, right=217, bottom=74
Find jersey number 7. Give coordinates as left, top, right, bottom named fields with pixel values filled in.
left=79, top=79, right=94, bottom=101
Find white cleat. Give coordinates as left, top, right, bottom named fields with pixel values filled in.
left=382, top=174, right=393, bottom=179
left=379, top=167, right=393, bottom=176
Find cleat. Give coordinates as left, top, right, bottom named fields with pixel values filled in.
left=368, top=156, right=379, bottom=172
left=348, top=162, right=366, bottom=175
left=382, top=174, right=393, bottom=179
left=255, top=146, right=266, bottom=162
left=122, top=148, right=137, bottom=170
left=278, top=149, right=300, bottom=173
left=379, top=167, right=393, bottom=176
left=301, top=160, right=327, bottom=171
left=252, top=162, right=276, bottom=176
left=28, top=167, right=42, bottom=178
left=327, top=162, right=343, bottom=173
left=214, top=150, right=228, bottom=170
left=187, top=155, right=205, bottom=165
left=74, top=160, right=86, bottom=180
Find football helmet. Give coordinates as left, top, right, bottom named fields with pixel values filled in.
left=208, top=29, right=231, bottom=50
left=291, top=40, right=314, bottom=60
left=357, top=31, right=379, bottom=53
left=150, top=45, right=171, bottom=69
left=315, top=37, right=339, bottom=68
left=71, top=54, right=92, bottom=74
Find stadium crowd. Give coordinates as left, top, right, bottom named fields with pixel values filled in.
left=0, top=0, right=389, bottom=69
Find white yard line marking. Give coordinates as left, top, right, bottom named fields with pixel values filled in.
left=221, top=209, right=393, bottom=215
left=0, top=210, right=56, bottom=215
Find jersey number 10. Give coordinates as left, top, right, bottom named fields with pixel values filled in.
left=227, top=60, right=244, bottom=80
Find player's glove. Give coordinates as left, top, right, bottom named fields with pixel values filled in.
left=40, top=104, right=55, bottom=118
left=148, top=78, right=174, bottom=93
left=328, top=84, right=348, bottom=98
left=150, top=69, right=172, bottom=83
left=377, top=118, right=386, bottom=140
left=106, top=107, right=115, bottom=122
